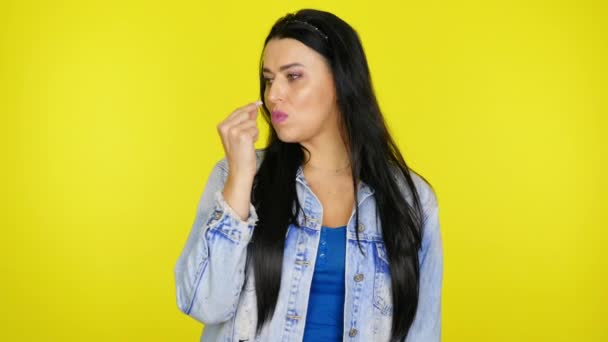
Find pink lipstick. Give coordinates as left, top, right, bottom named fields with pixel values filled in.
left=271, top=110, right=288, bottom=124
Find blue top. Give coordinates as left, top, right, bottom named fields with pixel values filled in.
left=302, top=225, right=347, bottom=342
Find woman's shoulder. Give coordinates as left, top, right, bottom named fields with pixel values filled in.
left=409, top=169, right=438, bottom=210
left=389, top=163, right=438, bottom=211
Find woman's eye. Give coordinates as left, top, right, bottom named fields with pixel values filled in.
left=263, top=73, right=300, bottom=85
left=287, top=73, right=301, bottom=81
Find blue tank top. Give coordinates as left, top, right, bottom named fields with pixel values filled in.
left=302, top=225, right=347, bottom=342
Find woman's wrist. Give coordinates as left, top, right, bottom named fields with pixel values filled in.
left=222, top=172, right=254, bottom=221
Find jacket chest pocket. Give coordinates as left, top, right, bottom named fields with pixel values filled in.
left=373, top=242, right=393, bottom=316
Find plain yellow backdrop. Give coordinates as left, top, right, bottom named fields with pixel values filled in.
left=1, top=0, right=606, bottom=341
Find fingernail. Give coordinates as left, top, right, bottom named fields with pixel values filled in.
left=254, top=100, right=263, bottom=106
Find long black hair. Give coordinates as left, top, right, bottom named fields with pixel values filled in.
left=248, top=9, right=430, bottom=341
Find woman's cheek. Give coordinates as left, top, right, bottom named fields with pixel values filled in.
left=293, top=83, right=315, bottom=106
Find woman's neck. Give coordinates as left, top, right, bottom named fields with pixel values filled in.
left=300, top=136, right=350, bottom=172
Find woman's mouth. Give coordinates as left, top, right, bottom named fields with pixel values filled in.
left=271, top=110, right=288, bottom=124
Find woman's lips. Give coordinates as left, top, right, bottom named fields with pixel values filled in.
left=271, top=110, right=288, bottom=124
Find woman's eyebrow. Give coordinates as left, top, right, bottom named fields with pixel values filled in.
left=262, top=63, right=304, bottom=74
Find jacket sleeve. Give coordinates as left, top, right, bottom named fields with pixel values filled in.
left=174, top=158, right=258, bottom=324
left=405, top=185, right=443, bottom=342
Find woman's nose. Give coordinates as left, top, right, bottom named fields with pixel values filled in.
left=266, top=79, right=285, bottom=104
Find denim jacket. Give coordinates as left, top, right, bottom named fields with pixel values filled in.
left=174, top=150, right=443, bottom=341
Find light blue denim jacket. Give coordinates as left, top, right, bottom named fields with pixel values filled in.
left=174, top=150, right=443, bottom=341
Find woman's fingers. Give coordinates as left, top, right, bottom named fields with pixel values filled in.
left=216, top=100, right=262, bottom=179
left=242, top=126, right=259, bottom=142
left=226, top=120, right=258, bottom=144
left=224, top=101, right=263, bottom=125
left=218, top=108, right=259, bottom=138
left=217, top=100, right=261, bottom=156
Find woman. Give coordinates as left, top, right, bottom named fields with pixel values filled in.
left=175, top=9, right=443, bottom=342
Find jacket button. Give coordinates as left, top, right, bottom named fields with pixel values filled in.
left=354, top=273, right=364, bottom=282
left=357, top=223, right=365, bottom=232
left=213, top=211, right=222, bottom=220
left=349, top=328, right=358, bottom=337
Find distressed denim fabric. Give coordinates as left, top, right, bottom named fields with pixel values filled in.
left=174, top=150, right=443, bottom=342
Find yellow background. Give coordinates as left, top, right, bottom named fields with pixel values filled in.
left=1, top=0, right=606, bottom=341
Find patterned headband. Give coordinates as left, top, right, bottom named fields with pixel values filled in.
left=288, top=19, right=329, bottom=41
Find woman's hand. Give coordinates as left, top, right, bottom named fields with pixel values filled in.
left=217, top=100, right=262, bottom=178
left=216, top=100, right=263, bottom=220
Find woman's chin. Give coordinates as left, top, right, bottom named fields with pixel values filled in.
left=275, top=130, right=300, bottom=143
left=277, top=136, right=299, bottom=143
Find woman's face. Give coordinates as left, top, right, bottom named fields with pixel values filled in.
left=262, top=38, right=340, bottom=143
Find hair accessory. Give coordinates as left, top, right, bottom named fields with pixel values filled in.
left=288, top=19, right=329, bottom=40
